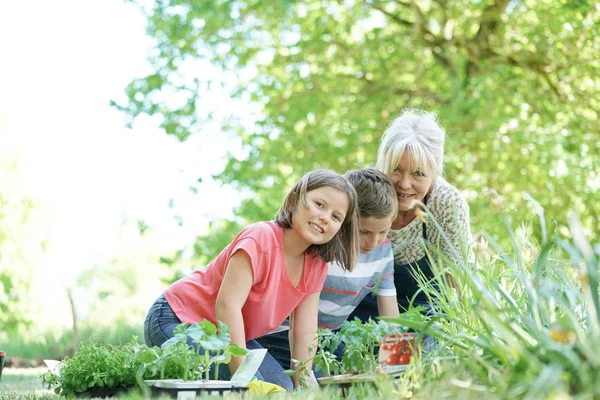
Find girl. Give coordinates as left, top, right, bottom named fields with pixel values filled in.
left=144, top=169, right=359, bottom=390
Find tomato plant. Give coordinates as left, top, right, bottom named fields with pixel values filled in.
left=136, top=321, right=247, bottom=384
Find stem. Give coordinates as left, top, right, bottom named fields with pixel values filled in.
left=205, top=352, right=210, bottom=381
left=214, top=359, right=219, bottom=381
left=183, top=350, right=188, bottom=381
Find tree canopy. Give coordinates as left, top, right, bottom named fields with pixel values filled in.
left=117, top=0, right=599, bottom=263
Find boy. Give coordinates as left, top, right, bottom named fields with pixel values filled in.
left=256, top=168, right=399, bottom=371
left=318, top=168, right=399, bottom=330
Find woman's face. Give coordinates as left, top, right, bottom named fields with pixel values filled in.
left=388, top=153, right=435, bottom=213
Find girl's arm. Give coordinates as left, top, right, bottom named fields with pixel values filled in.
left=289, top=292, right=320, bottom=388
left=215, top=250, right=253, bottom=375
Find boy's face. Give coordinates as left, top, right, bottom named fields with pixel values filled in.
left=358, top=216, right=394, bottom=254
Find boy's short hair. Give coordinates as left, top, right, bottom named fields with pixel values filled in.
left=343, top=168, right=398, bottom=220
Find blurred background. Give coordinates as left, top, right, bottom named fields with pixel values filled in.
left=0, top=0, right=598, bottom=362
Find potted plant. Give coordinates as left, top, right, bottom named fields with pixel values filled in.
left=137, top=320, right=249, bottom=397
left=313, top=307, right=430, bottom=388
left=41, top=339, right=143, bottom=397
left=378, top=306, right=431, bottom=370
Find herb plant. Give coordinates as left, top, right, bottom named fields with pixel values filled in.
left=41, top=338, right=142, bottom=396
left=42, top=321, right=247, bottom=396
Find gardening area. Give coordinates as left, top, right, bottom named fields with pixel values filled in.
left=1, top=0, right=599, bottom=399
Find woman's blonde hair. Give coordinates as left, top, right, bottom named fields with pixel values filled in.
left=275, top=169, right=359, bottom=271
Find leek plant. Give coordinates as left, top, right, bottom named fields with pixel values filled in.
left=388, top=195, right=600, bottom=398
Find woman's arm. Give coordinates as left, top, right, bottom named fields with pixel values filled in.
left=289, top=292, right=320, bottom=388
left=215, top=250, right=253, bottom=375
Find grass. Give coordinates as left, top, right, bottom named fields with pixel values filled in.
left=0, top=368, right=56, bottom=400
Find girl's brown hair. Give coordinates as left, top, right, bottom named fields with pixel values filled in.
left=275, top=169, right=359, bottom=271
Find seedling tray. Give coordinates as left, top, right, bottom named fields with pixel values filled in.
left=146, top=379, right=248, bottom=398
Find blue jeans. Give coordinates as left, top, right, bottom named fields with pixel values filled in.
left=143, top=294, right=294, bottom=391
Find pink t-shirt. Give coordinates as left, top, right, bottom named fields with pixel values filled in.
left=164, top=221, right=328, bottom=341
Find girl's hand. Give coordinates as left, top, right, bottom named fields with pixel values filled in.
left=289, top=292, right=320, bottom=388
left=304, top=370, right=318, bottom=388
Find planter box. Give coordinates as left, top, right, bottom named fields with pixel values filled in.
left=145, top=379, right=248, bottom=398
left=318, top=374, right=378, bottom=397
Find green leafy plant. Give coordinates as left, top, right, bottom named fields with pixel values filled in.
left=41, top=338, right=142, bottom=396
left=42, top=321, right=247, bottom=396
left=394, top=198, right=600, bottom=398
left=313, top=313, right=428, bottom=377
left=136, top=321, right=247, bottom=386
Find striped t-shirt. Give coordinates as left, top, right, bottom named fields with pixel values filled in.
left=318, top=240, right=396, bottom=330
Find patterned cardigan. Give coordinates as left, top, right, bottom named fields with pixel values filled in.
left=387, top=177, right=474, bottom=269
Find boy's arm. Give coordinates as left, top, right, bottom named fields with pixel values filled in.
left=377, top=295, right=399, bottom=318
left=375, top=247, right=399, bottom=317
left=215, top=250, right=253, bottom=374
left=289, top=292, right=320, bottom=388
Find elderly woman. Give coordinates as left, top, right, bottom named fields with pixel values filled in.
left=351, top=109, right=474, bottom=317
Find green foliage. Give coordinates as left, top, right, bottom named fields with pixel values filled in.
left=0, top=270, right=30, bottom=337
left=315, top=313, right=427, bottom=376
left=137, top=321, right=247, bottom=383
left=0, top=323, right=142, bottom=361
left=0, top=154, right=44, bottom=337
left=118, top=0, right=600, bottom=263
left=41, top=321, right=248, bottom=396
left=41, top=339, right=143, bottom=396
left=394, top=202, right=600, bottom=398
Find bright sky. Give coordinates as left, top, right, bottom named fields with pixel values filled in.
left=0, top=0, right=243, bottom=329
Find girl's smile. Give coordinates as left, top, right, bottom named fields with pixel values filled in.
left=292, top=186, right=349, bottom=246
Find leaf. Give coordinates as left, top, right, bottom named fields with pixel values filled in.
left=226, top=344, right=248, bottom=357
left=161, top=333, right=188, bottom=350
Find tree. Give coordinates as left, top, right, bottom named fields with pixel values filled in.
left=0, top=153, right=41, bottom=338
left=117, top=0, right=600, bottom=262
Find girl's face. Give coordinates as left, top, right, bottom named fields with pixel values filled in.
left=292, top=186, right=349, bottom=246
left=388, top=152, right=435, bottom=213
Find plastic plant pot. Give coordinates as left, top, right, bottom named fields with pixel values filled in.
left=0, top=351, right=5, bottom=381
left=145, top=379, right=248, bottom=398
left=378, top=332, right=419, bottom=367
